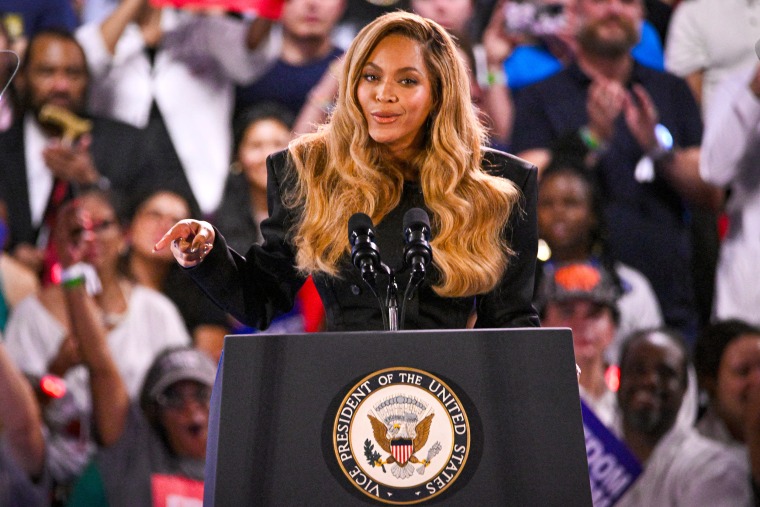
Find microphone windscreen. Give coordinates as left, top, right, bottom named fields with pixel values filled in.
left=348, top=213, right=374, bottom=242
left=403, top=208, right=430, bottom=232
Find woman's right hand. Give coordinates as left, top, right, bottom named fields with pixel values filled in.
left=153, top=219, right=215, bottom=268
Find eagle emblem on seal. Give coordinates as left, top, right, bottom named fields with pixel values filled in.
left=366, top=395, right=442, bottom=479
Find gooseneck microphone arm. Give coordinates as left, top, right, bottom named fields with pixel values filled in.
left=348, top=213, right=390, bottom=330
left=348, top=210, right=433, bottom=331
left=399, top=208, right=433, bottom=330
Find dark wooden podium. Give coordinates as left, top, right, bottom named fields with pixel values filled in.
left=204, top=328, right=592, bottom=506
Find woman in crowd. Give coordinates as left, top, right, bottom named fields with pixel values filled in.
left=155, top=11, right=540, bottom=332
left=127, top=190, right=230, bottom=361
left=214, top=102, right=294, bottom=253
left=66, top=346, right=215, bottom=507
left=536, top=159, right=663, bottom=363
left=4, top=190, right=190, bottom=493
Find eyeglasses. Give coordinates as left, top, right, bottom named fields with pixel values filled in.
left=155, top=385, right=211, bottom=410
left=68, top=219, right=118, bottom=241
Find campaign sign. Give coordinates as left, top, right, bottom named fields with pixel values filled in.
left=581, top=400, right=642, bottom=507
left=151, top=474, right=204, bottom=507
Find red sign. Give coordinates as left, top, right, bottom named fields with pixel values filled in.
left=151, top=474, right=204, bottom=507
left=149, top=0, right=270, bottom=14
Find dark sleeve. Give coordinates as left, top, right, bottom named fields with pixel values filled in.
left=510, top=84, right=556, bottom=154
left=475, top=154, right=541, bottom=328
left=186, top=151, right=307, bottom=329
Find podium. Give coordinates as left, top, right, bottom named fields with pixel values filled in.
left=204, top=328, right=592, bottom=506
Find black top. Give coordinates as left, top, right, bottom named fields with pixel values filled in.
left=187, top=148, right=540, bottom=331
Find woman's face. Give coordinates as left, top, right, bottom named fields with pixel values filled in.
left=237, top=118, right=291, bottom=193
left=357, top=34, right=434, bottom=160
left=130, top=193, right=190, bottom=262
left=715, top=334, right=760, bottom=440
left=537, top=172, right=596, bottom=254
left=76, top=194, right=122, bottom=269
left=157, top=380, right=210, bottom=459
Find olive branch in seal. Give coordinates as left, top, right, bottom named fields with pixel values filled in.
left=364, top=439, right=386, bottom=472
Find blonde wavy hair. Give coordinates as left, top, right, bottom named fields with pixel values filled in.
left=284, top=12, right=521, bottom=297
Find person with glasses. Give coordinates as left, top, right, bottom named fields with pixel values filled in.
left=67, top=346, right=216, bottom=507
left=2, top=190, right=190, bottom=501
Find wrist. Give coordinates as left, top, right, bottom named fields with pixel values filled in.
left=60, top=262, right=102, bottom=295
left=578, top=125, right=608, bottom=154
left=646, top=123, right=674, bottom=163
left=83, top=174, right=111, bottom=192
left=483, top=66, right=507, bottom=89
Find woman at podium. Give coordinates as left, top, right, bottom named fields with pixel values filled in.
left=155, top=11, right=540, bottom=332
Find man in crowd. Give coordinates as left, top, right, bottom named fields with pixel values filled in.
left=511, top=0, right=722, bottom=341
left=616, top=328, right=751, bottom=506
left=0, top=29, right=150, bottom=278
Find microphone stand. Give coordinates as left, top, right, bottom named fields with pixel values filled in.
left=386, top=271, right=399, bottom=331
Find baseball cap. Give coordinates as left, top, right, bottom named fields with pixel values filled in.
left=142, top=347, right=217, bottom=402
left=537, top=261, right=622, bottom=314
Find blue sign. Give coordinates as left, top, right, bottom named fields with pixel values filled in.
left=581, top=400, right=642, bottom=507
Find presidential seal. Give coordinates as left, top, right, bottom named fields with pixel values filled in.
left=332, top=367, right=470, bottom=504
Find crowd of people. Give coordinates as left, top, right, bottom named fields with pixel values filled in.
left=0, top=0, right=759, bottom=505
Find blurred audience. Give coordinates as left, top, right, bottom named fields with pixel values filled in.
left=75, top=0, right=283, bottom=217
left=0, top=1, right=78, bottom=50
left=235, top=0, right=345, bottom=126
left=215, top=102, right=294, bottom=253
left=700, top=63, right=760, bottom=326
left=665, top=0, right=760, bottom=113
left=214, top=103, right=324, bottom=335
left=333, top=0, right=410, bottom=49
left=616, top=328, right=752, bottom=506
left=0, top=29, right=151, bottom=281
left=0, top=336, right=48, bottom=507
left=695, top=320, right=760, bottom=456
left=0, top=200, right=39, bottom=331
left=538, top=260, right=622, bottom=427
left=3, top=191, right=190, bottom=497
left=66, top=346, right=214, bottom=507
left=511, top=0, right=721, bottom=342
left=536, top=160, right=662, bottom=362
left=127, top=190, right=230, bottom=362
left=498, top=0, right=664, bottom=94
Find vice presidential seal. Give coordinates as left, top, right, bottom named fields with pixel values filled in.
left=332, top=367, right=470, bottom=504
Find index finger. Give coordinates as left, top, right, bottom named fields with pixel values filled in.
left=153, top=220, right=198, bottom=252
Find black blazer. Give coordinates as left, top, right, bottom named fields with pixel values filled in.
left=188, top=147, right=540, bottom=331
left=0, top=115, right=152, bottom=249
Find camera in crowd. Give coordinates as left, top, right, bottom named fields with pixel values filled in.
left=504, top=0, right=567, bottom=37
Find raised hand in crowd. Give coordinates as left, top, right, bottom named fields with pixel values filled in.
left=42, top=133, right=103, bottom=187
left=52, top=198, right=129, bottom=446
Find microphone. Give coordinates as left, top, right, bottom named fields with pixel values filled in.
left=348, top=213, right=381, bottom=287
left=402, top=208, right=432, bottom=278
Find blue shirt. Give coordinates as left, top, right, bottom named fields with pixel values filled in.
left=0, top=0, right=78, bottom=37
left=505, top=20, right=664, bottom=91
left=235, top=47, right=344, bottom=118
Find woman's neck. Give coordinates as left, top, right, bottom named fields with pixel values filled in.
left=549, top=244, right=591, bottom=263
left=578, top=356, right=608, bottom=400
left=249, top=186, right=269, bottom=221
left=129, top=252, right=169, bottom=291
